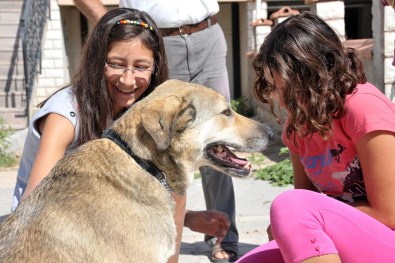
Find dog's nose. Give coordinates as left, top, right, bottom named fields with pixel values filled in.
left=266, top=128, right=275, bottom=141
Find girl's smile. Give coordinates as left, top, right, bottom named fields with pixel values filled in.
left=105, top=38, right=154, bottom=116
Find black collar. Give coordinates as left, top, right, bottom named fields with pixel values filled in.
left=101, top=129, right=172, bottom=194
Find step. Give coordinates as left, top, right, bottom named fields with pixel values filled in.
left=0, top=1, right=23, bottom=10
left=0, top=91, right=26, bottom=108
left=0, top=25, right=20, bottom=37
left=0, top=107, right=27, bottom=130
left=0, top=123, right=26, bottom=131
left=0, top=10, right=23, bottom=22
left=0, top=19, right=20, bottom=26
left=0, top=50, right=23, bottom=62
left=0, top=75, right=24, bottom=81
left=0, top=8, right=22, bottom=15
left=0, top=62, right=24, bottom=77
left=0, top=37, right=22, bottom=51
left=0, top=78, right=25, bottom=94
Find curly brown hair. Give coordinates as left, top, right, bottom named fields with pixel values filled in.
left=252, top=11, right=366, bottom=141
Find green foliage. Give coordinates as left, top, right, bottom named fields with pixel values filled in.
left=193, top=171, right=201, bottom=179
left=0, top=118, right=18, bottom=168
left=253, top=147, right=294, bottom=186
left=231, top=96, right=252, bottom=116
left=254, top=159, right=293, bottom=186
left=279, top=147, right=290, bottom=155
left=248, top=152, right=266, bottom=164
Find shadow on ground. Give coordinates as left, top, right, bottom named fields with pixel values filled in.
left=180, top=241, right=260, bottom=260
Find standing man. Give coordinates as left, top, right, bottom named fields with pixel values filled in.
left=73, top=1, right=239, bottom=262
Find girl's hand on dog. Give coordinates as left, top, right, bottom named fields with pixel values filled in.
left=184, top=210, right=230, bottom=244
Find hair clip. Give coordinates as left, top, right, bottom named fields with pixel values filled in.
left=116, top=19, right=154, bottom=31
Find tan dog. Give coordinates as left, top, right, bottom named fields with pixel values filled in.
left=0, top=79, right=273, bottom=263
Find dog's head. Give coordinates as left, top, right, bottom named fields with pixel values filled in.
left=111, top=80, right=273, bottom=183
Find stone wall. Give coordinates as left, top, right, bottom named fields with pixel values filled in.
left=310, top=1, right=345, bottom=41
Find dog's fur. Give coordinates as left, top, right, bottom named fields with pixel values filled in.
left=0, top=80, right=273, bottom=263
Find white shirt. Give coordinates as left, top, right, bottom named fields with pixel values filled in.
left=119, top=0, right=219, bottom=28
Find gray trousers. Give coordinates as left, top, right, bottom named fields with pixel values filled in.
left=163, top=23, right=238, bottom=244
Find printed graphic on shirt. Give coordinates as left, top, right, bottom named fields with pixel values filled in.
left=329, top=144, right=346, bottom=163
left=301, top=143, right=367, bottom=203
left=301, top=144, right=346, bottom=177
left=331, top=155, right=366, bottom=202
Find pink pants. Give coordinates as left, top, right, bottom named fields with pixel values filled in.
left=237, top=189, right=395, bottom=263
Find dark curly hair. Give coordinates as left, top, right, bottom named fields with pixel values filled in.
left=252, top=11, right=366, bottom=141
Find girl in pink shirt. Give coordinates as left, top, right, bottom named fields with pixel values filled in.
left=238, top=11, right=395, bottom=263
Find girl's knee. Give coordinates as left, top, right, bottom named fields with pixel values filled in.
left=270, top=190, right=322, bottom=232
left=271, top=189, right=311, bottom=216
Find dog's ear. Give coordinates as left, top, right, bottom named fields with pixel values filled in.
left=140, top=95, right=192, bottom=151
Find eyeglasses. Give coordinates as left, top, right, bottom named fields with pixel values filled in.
left=104, top=62, right=154, bottom=78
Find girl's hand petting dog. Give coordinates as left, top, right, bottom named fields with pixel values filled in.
left=184, top=210, right=230, bottom=244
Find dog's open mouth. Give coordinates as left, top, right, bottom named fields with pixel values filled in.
left=205, top=144, right=252, bottom=177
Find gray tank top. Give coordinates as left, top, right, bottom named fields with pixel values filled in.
left=12, top=87, right=79, bottom=211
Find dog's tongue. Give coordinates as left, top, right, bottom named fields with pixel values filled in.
left=214, top=145, right=251, bottom=169
left=229, top=154, right=252, bottom=171
left=229, top=156, right=248, bottom=165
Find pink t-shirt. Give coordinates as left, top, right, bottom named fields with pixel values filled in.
left=283, top=82, right=395, bottom=203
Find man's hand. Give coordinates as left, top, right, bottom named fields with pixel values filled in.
left=74, top=0, right=107, bottom=24
left=184, top=210, right=230, bottom=244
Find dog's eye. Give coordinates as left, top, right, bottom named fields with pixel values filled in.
left=222, top=108, right=232, bottom=116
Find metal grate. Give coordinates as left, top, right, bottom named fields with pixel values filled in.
left=20, top=0, right=50, bottom=124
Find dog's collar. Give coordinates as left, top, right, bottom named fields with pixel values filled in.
left=101, top=129, right=172, bottom=194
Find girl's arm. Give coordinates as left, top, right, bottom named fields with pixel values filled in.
left=355, top=130, right=395, bottom=229
left=290, top=151, right=318, bottom=191
left=266, top=150, right=319, bottom=241
left=21, top=113, right=75, bottom=201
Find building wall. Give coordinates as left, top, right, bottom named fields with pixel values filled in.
left=32, top=0, right=70, bottom=111
left=217, top=3, right=235, bottom=98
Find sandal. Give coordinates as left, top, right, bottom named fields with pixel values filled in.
left=211, top=242, right=239, bottom=263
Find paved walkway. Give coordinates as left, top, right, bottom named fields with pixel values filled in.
left=0, top=168, right=16, bottom=222
left=180, top=176, right=291, bottom=262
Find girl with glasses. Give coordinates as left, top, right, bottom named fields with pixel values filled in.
left=13, top=7, right=168, bottom=210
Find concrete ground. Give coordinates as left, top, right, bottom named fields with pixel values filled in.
left=180, top=176, right=291, bottom=262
